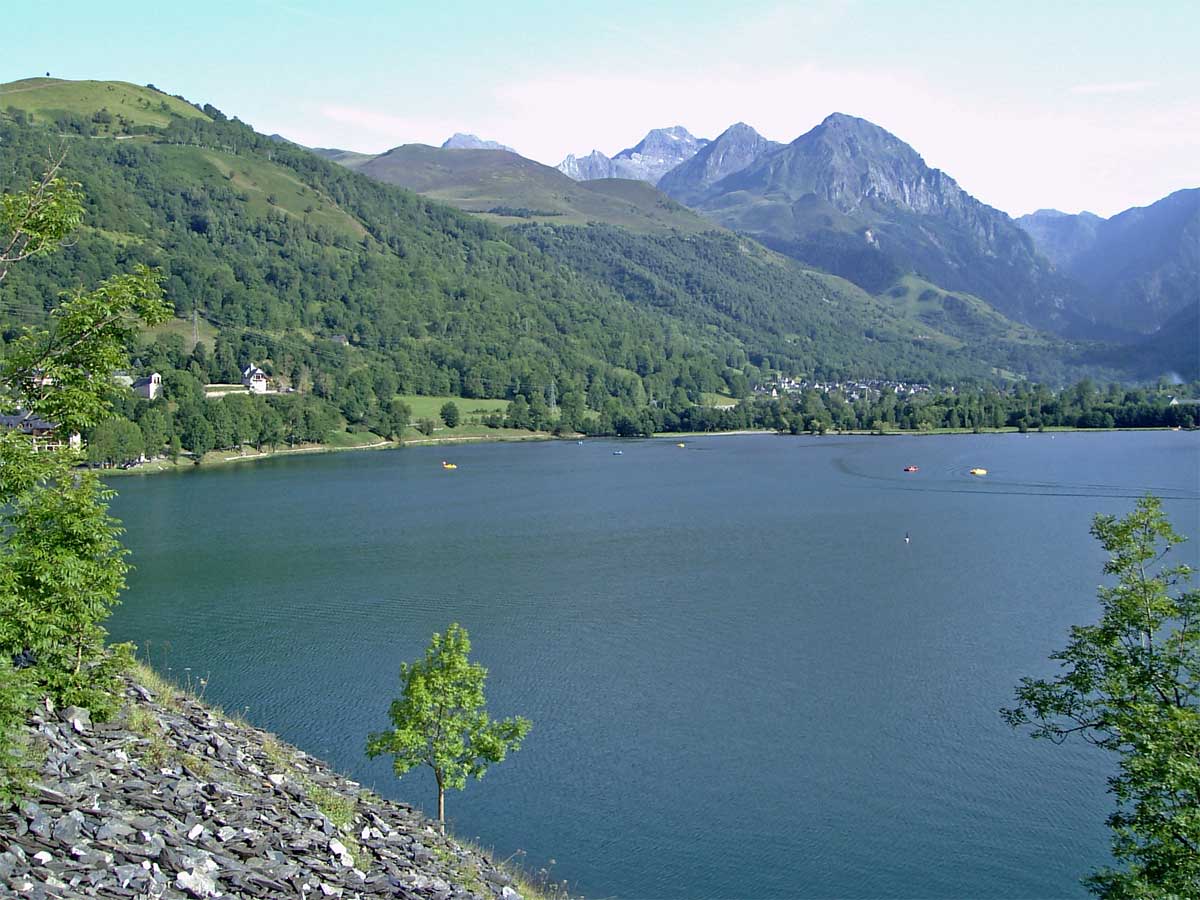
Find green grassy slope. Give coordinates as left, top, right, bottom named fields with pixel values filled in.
left=0, top=77, right=207, bottom=132
left=309, top=147, right=375, bottom=169
left=352, top=144, right=716, bottom=233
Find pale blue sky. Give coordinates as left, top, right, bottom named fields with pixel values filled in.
left=6, top=1, right=1196, bottom=216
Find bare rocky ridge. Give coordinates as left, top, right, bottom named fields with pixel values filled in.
left=2, top=675, right=537, bottom=899
left=656, top=122, right=780, bottom=205
left=558, top=126, right=708, bottom=184
left=441, top=135, right=516, bottom=153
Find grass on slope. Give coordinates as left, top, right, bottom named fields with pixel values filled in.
left=397, top=394, right=509, bottom=420
left=354, top=144, right=716, bottom=234
left=0, top=78, right=207, bottom=132
left=196, top=149, right=368, bottom=239
left=884, top=274, right=1052, bottom=346
left=144, top=315, right=219, bottom=351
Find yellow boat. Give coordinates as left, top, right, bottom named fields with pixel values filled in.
left=969, top=467, right=987, bottom=476
left=441, top=461, right=457, bottom=470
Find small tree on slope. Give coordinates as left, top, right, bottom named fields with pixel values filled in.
left=1003, top=496, right=1200, bottom=898
left=367, top=623, right=531, bottom=834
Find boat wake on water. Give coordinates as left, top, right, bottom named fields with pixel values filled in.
left=831, top=454, right=1200, bottom=502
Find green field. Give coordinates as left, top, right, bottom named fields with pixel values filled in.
left=325, top=430, right=389, bottom=448
left=397, top=394, right=509, bottom=420
left=145, top=315, right=218, bottom=350
left=393, top=394, right=566, bottom=441
left=701, top=392, right=741, bottom=408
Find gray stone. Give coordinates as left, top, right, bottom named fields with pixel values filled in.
left=60, top=706, right=92, bottom=733
left=51, top=808, right=86, bottom=844
left=28, top=810, right=53, bottom=838
left=96, top=819, right=136, bottom=841
left=176, top=867, right=220, bottom=897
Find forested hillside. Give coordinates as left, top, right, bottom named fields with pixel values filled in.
left=0, top=79, right=1151, bottom=465
left=518, top=225, right=1095, bottom=385
left=0, top=93, right=754, bottom=419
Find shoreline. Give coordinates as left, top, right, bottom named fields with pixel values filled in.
left=103, top=423, right=1192, bottom=477
left=103, top=430, right=560, bottom=476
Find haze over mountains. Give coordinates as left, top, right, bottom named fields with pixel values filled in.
left=319, top=112, right=1194, bottom=367
left=1016, top=190, right=1200, bottom=335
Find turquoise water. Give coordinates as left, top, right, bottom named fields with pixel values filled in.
left=108, top=432, right=1200, bottom=898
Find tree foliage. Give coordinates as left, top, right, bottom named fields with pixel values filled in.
left=1004, top=497, right=1200, bottom=897
left=0, top=166, right=168, bottom=801
left=0, top=154, right=82, bottom=282
left=366, top=623, right=531, bottom=833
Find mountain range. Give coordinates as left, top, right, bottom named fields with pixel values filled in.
left=1016, top=190, right=1199, bottom=335
left=0, top=77, right=1195, bottom=385
left=349, top=144, right=711, bottom=233
left=324, top=114, right=1194, bottom=366
left=558, top=126, right=709, bottom=183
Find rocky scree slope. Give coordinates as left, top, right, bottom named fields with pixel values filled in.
left=1, top=674, right=536, bottom=899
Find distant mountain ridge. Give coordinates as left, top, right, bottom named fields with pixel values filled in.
left=1015, top=209, right=1104, bottom=269
left=1017, top=190, right=1200, bottom=335
left=656, top=122, right=780, bottom=206
left=558, top=126, right=709, bottom=184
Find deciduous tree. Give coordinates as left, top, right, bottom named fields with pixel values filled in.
left=1003, top=496, right=1200, bottom=897
left=366, top=623, right=531, bottom=833
left=0, top=165, right=168, bottom=767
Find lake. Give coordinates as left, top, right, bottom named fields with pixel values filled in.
left=108, top=431, right=1200, bottom=898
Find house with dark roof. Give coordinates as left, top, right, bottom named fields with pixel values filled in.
left=242, top=365, right=270, bottom=394
left=0, top=410, right=81, bottom=452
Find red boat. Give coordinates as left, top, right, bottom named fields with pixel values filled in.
left=903, top=465, right=919, bottom=473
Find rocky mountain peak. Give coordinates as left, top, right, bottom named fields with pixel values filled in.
left=558, top=126, right=708, bottom=184
left=757, top=113, right=962, bottom=217
left=558, top=149, right=615, bottom=180
left=657, top=122, right=781, bottom=204
left=441, top=133, right=515, bottom=152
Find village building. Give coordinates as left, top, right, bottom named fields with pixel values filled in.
left=242, top=365, right=270, bottom=394
left=0, top=410, right=82, bottom=452
left=132, top=372, right=162, bottom=400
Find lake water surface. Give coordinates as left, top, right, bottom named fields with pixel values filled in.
left=108, top=432, right=1200, bottom=898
